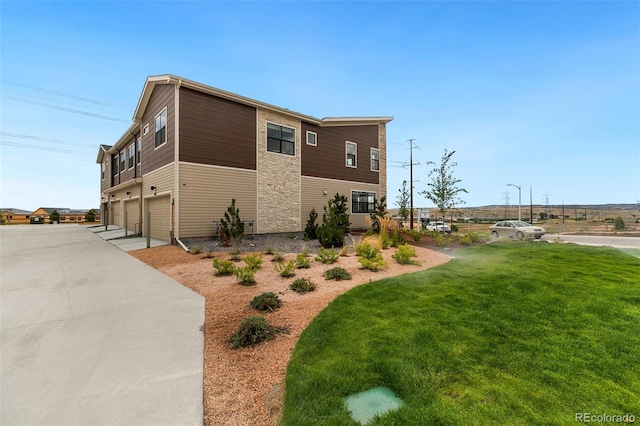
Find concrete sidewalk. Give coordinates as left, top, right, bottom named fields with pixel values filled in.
left=86, top=224, right=170, bottom=252
left=0, top=225, right=204, bottom=426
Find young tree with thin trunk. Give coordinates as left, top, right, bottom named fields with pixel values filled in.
left=395, top=180, right=410, bottom=221
left=420, top=149, right=467, bottom=222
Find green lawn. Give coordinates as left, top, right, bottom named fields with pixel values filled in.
left=281, top=243, right=640, bottom=425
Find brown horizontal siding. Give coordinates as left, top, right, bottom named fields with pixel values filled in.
left=179, top=87, right=256, bottom=170
left=100, top=157, right=110, bottom=192
left=301, top=123, right=379, bottom=184
left=119, top=136, right=137, bottom=182
left=141, top=84, right=175, bottom=175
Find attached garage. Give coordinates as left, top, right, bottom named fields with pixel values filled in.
left=111, top=202, right=121, bottom=227
left=145, top=195, right=171, bottom=242
left=124, top=199, right=140, bottom=235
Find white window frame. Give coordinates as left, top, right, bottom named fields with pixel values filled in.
left=351, top=190, right=377, bottom=214
left=143, top=123, right=149, bottom=135
left=346, top=141, right=357, bottom=168
left=119, top=151, right=126, bottom=174
left=113, top=156, right=119, bottom=176
left=306, top=131, right=317, bottom=146
left=371, top=148, right=380, bottom=172
left=101, top=162, right=106, bottom=180
left=266, top=121, right=296, bottom=156
left=154, top=108, right=167, bottom=149
left=136, top=138, right=141, bottom=164
left=128, top=144, right=135, bottom=169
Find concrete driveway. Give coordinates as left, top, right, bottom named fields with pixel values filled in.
left=0, top=225, right=204, bottom=425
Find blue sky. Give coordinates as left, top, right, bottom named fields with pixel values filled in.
left=1, top=1, right=638, bottom=211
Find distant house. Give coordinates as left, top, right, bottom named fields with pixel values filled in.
left=96, top=74, right=392, bottom=242
left=0, top=208, right=32, bottom=224
left=30, top=207, right=101, bottom=224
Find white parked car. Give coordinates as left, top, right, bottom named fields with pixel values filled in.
left=424, top=221, right=451, bottom=234
left=489, top=220, right=545, bottom=239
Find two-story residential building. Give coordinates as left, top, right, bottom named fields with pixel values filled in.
left=97, top=75, right=392, bottom=242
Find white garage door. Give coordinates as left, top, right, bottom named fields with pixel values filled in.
left=111, top=202, right=121, bottom=227
left=124, top=199, right=140, bottom=234
left=145, top=196, right=171, bottom=242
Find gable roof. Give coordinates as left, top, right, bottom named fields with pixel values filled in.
left=104, top=74, right=393, bottom=156
left=96, top=144, right=113, bottom=164
left=1, top=208, right=32, bottom=215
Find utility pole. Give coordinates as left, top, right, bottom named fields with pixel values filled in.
left=530, top=186, right=533, bottom=224
left=507, top=183, right=521, bottom=221
left=408, top=139, right=415, bottom=229
left=502, top=191, right=510, bottom=218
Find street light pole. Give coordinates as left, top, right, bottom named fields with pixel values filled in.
left=507, top=183, right=521, bottom=221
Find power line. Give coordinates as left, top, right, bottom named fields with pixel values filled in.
left=1, top=91, right=124, bottom=114
left=2, top=80, right=118, bottom=107
left=3, top=96, right=129, bottom=123
left=0, top=141, right=94, bottom=156
left=0, top=132, right=96, bottom=149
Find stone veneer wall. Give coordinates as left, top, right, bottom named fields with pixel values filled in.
left=256, top=108, right=301, bottom=233
left=378, top=123, right=387, bottom=201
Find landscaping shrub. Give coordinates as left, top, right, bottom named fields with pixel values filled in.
left=358, top=245, right=386, bottom=271
left=250, top=292, right=281, bottom=312
left=85, top=209, right=96, bottom=222
left=290, top=278, right=316, bottom=294
left=275, top=259, right=296, bottom=277
left=213, top=259, right=235, bottom=276
left=392, top=244, right=419, bottom=265
left=614, top=216, right=626, bottom=231
left=229, top=249, right=242, bottom=261
left=355, top=236, right=382, bottom=256
left=317, top=193, right=350, bottom=248
left=315, top=247, right=339, bottom=264
left=304, top=208, right=319, bottom=240
left=264, top=246, right=275, bottom=255
left=220, top=199, right=245, bottom=247
left=338, top=245, right=350, bottom=257
left=229, top=315, right=272, bottom=349
left=191, top=245, right=202, bottom=255
left=324, top=266, right=352, bottom=281
left=271, top=252, right=285, bottom=263
left=296, top=252, right=312, bottom=269
left=234, top=266, right=256, bottom=286
left=244, top=253, right=263, bottom=271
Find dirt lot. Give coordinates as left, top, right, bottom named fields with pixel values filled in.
left=131, top=242, right=451, bottom=425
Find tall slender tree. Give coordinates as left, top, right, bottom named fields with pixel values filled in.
left=395, top=180, right=410, bottom=221
left=420, top=149, right=467, bottom=222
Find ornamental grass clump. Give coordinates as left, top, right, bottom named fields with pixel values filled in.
left=213, top=258, right=235, bottom=276
left=296, top=252, right=312, bottom=269
left=250, top=292, right=281, bottom=312
left=229, top=315, right=272, bottom=349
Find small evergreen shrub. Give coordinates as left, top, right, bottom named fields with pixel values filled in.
left=358, top=245, right=386, bottom=271
left=614, top=217, right=626, bottom=231
left=85, top=209, right=96, bottom=222
left=234, top=266, right=256, bottom=286
left=250, top=292, right=281, bottom=312
left=315, top=247, right=339, bottom=264
left=392, top=245, right=419, bottom=265
left=275, top=259, right=296, bottom=277
left=317, top=193, right=350, bottom=248
left=220, top=199, right=245, bottom=247
left=296, top=252, right=312, bottom=269
left=304, top=208, right=319, bottom=240
left=229, top=316, right=272, bottom=349
left=213, top=259, right=235, bottom=276
left=244, top=253, right=263, bottom=271
left=290, top=278, right=316, bottom=294
left=324, top=266, right=352, bottom=281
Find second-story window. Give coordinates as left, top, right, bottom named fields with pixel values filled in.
left=267, top=122, right=295, bottom=156
left=346, top=141, right=357, bottom=167
left=128, top=144, right=135, bottom=169
left=101, top=162, right=106, bottom=180
left=155, top=108, right=167, bottom=148
left=120, top=151, right=125, bottom=173
left=136, top=138, right=141, bottom=164
left=371, top=148, right=380, bottom=171
left=112, top=157, right=119, bottom=175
